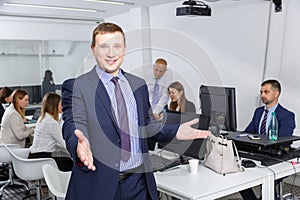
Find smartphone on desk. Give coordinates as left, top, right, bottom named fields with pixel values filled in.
left=248, top=135, right=260, bottom=140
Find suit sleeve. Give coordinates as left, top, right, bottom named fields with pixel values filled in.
left=244, top=109, right=259, bottom=134
left=137, top=79, right=178, bottom=143
left=61, top=79, right=78, bottom=161
left=278, top=111, right=296, bottom=136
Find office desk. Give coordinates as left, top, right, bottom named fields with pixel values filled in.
left=155, top=158, right=300, bottom=200
left=155, top=163, right=274, bottom=200
left=265, top=159, right=300, bottom=181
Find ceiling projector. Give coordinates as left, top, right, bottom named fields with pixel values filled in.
left=176, top=0, right=211, bottom=16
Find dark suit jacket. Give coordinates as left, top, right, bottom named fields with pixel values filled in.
left=245, top=104, right=295, bottom=136
left=62, top=67, right=179, bottom=200
left=42, top=79, right=56, bottom=96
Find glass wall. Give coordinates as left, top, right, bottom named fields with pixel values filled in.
left=0, top=40, right=91, bottom=87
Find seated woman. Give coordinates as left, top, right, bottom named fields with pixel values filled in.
left=29, top=92, right=73, bottom=171
left=0, top=89, right=34, bottom=147
left=167, top=81, right=196, bottom=113
left=0, top=87, right=13, bottom=124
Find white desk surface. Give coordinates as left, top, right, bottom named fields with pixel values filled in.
left=155, top=157, right=300, bottom=200
left=265, top=159, right=300, bottom=180
left=155, top=163, right=274, bottom=200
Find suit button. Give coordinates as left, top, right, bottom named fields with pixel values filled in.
left=117, top=139, right=121, bottom=144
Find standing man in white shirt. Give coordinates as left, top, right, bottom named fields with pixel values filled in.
left=144, top=58, right=173, bottom=120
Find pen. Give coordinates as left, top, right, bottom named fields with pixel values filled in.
left=236, top=134, right=248, bottom=137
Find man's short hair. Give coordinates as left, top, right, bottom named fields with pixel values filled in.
left=91, top=22, right=125, bottom=48
left=261, top=79, right=281, bottom=93
left=154, top=58, right=167, bottom=66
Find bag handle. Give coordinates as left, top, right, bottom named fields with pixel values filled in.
left=231, top=140, right=244, bottom=172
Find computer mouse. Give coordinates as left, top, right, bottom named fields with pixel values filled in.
left=241, top=159, right=256, bottom=168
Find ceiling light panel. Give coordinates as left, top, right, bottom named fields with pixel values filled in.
left=3, top=3, right=102, bottom=12
left=83, top=0, right=135, bottom=6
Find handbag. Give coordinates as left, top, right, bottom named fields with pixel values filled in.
left=203, top=134, right=243, bottom=175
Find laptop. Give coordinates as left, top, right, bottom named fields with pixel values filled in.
left=158, top=110, right=211, bottom=160
left=25, top=108, right=41, bottom=124
left=32, top=108, right=41, bottom=121
left=164, top=110, right=210, bottom=129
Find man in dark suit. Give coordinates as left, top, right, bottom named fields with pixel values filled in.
left=240, top=79, right=296, bottom=200
left=62, top=22, right=210, bottom=200
left=245, top=80, right=295, bottom=136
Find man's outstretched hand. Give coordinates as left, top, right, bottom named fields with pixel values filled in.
left=75, top=129, right=96, bottom=171
left=176, top=118, right=211, bottom=140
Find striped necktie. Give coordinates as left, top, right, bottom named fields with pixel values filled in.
left=152, top=79, right=159, bottom=107
left=260, top=109, right=269, bottom=134
left=111, top=77, right=131, bottom=161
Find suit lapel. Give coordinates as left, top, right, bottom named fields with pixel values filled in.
left=88, top=68, right=119, bottom=135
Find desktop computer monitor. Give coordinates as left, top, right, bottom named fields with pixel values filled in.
left=157, top=110, right=211, bottom=160
left=21, top=86, right=34, bottom=104
left=199, top=85, right=237, bottom=134
left=32, top=85, right=42, bottom=104
left=21, top=85, right=42, bottom=104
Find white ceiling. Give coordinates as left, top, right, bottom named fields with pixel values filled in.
left=0, top=0, right=177, bottom=22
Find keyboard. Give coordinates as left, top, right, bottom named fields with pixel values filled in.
left=149, top=154, right=180, bottom=172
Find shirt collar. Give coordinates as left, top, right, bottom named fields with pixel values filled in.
left=95, top=65, right=125, bottom=84
left=265, top=103, right=278, bottom=113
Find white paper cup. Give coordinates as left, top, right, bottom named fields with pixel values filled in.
left=188, top=159, right=199, bottom=174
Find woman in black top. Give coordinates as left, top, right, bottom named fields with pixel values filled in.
left=0, top=87, right=13, bottom=123
left=42, top=70, right=56, bottom=96
left=167, top=81, right=196, bottom=113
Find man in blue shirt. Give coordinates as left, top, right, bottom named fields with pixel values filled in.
left=241, top=79, right=296, bottom=200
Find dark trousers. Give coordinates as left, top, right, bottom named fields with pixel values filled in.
left=114, top=173, right=150, bottom=200
left=240, top=183, right=279, bottom=200
left=240, top=188, right=258, bottom=200
left=28, top=152, right=73, bottom=171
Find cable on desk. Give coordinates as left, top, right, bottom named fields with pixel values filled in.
left=263, top=155, right=300, bottom=198
left=287, top=156, right=299, bottom=197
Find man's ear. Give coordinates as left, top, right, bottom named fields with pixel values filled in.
left=275, top=90, right=280, bottom=98
left=91, top=45, right=95, bottom=57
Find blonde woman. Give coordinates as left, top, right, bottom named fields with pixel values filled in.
left=29, top=92, right=72, bottom=171
left=0, top=89, right=34, bottom=147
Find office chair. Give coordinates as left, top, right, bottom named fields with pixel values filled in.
left=42, top=164, right=71, bottom=200
left=4, top=145, right=57, bottom=200
left=0, top=144, right=30, bottom=199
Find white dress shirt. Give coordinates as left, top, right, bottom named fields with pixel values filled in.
left=30, top=112, right=67, bottom=153
left=143, top=69, right=173, bottom=114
